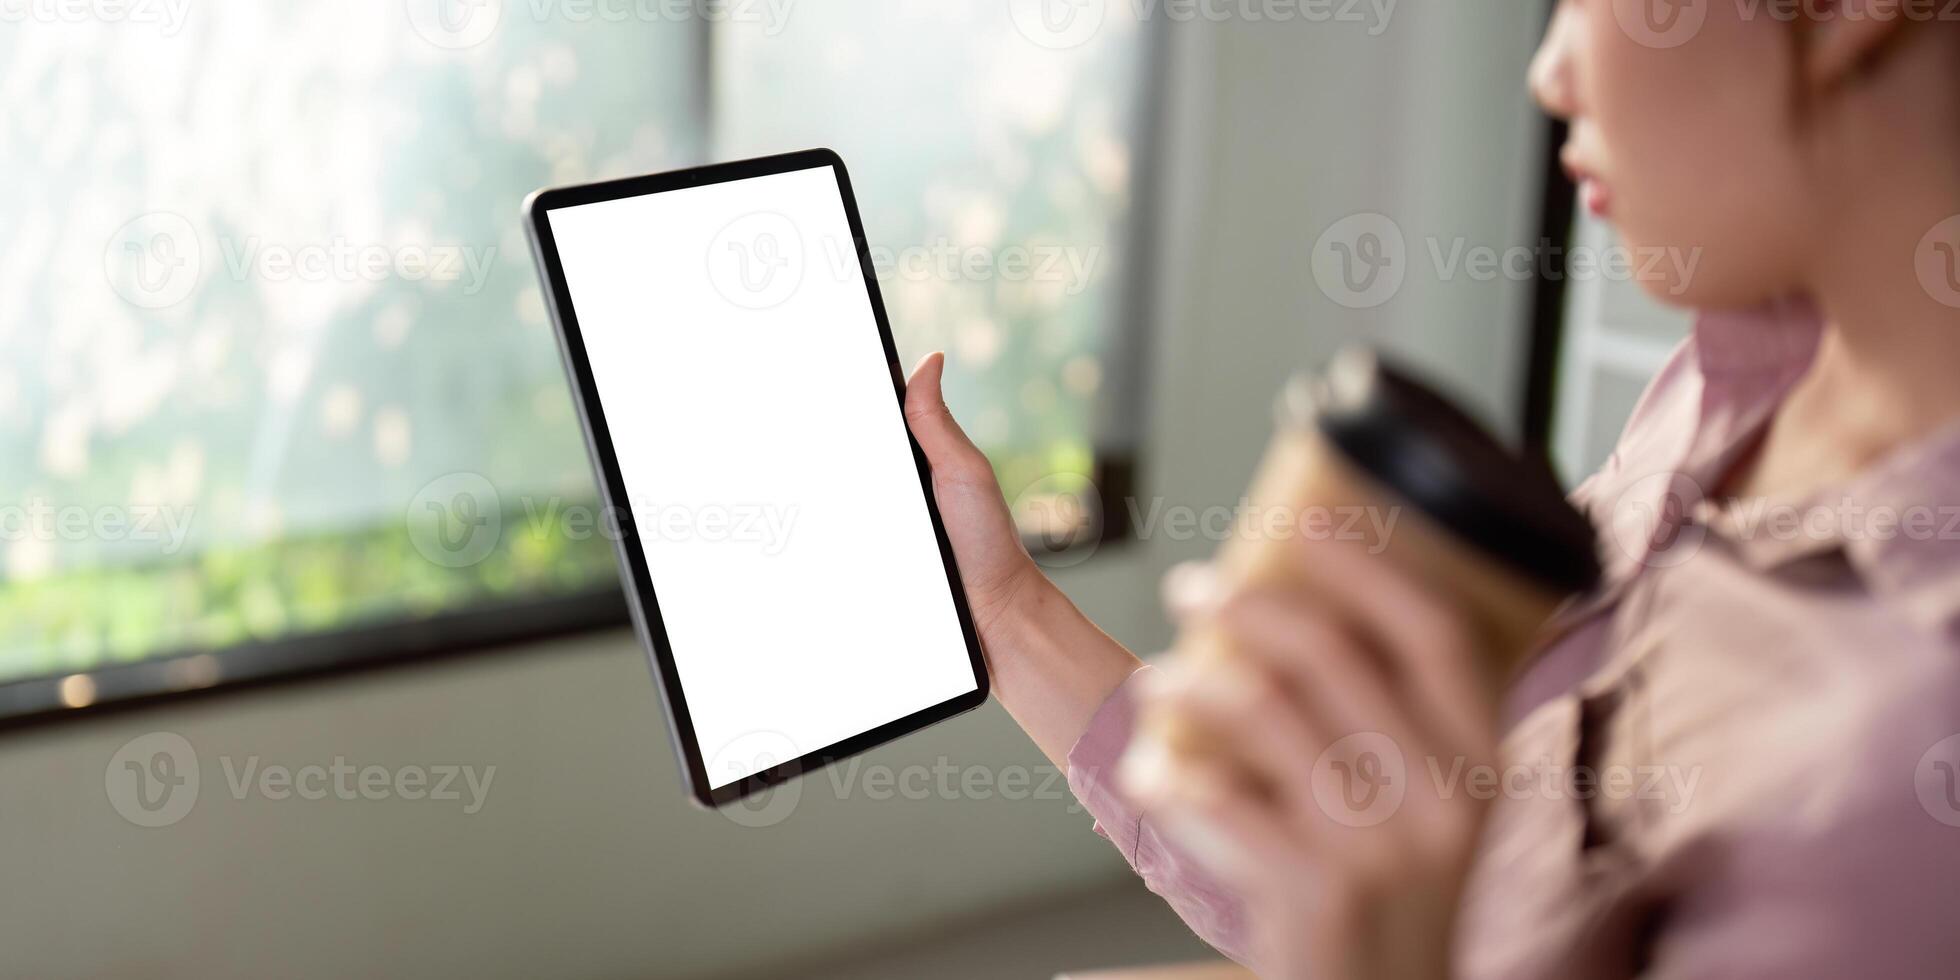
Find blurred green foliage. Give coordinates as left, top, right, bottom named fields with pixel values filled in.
left=0, top=502, right=621, bottom=680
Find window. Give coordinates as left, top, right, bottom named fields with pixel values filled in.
left=1547, top=209, right=1691, bottom=483
left=715, top=4, right=1149, bottom=518
left=0, top=3, right=1153, bottom=714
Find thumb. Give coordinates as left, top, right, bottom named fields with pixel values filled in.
left=904, top=352, right=990, bottom=481
left=902, top=353, right=1042, bottom=638
left=1160, top=560, right=1221, bottom=624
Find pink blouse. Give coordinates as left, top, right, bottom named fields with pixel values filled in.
left=1067, top=300, right=1960, bottom=978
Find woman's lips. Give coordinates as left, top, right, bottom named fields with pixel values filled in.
left=1580, top=177, right=1611, bottom=218
left=1561, top=150, right=1611, bottom=218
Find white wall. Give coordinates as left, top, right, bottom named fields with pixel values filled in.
left=0, top=4, right=1553, bottom=976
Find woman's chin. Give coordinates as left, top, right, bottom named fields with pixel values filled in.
left=1629, top=264, right=1792, bottom=314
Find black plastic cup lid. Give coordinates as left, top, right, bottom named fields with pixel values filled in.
left=1283, top=347, right=1602, bottom=596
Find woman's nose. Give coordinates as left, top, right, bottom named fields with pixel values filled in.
left=1529, top=4, right=1579, bottom=121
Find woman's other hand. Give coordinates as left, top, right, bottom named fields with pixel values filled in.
left=1126, top=539, right=1499, bottom=980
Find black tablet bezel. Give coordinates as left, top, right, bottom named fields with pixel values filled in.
left=522, top=148, right=991, bottom=809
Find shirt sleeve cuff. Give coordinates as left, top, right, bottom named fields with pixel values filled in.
left=1066, top=663, right=1153, bottom=864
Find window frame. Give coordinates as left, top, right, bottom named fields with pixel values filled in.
left=1520, top=108, right=1579, bottom=463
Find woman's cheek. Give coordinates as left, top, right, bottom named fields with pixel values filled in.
left=1581, top=14, right=1806, bottom=307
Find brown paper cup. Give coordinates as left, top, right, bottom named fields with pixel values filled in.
left=1142, top=348, right=1598, bottom=785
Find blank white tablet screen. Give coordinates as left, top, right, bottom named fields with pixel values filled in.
left=544, top=165, right=979, bottom=789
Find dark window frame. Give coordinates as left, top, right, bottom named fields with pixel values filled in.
left=1520, top=111, right=1579, bottom=464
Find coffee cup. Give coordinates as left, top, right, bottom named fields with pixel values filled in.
left=1144, top=346, right=1601, bottom=779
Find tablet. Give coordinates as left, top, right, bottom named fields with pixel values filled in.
left=524, top=149, right=989, bottom=809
